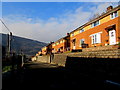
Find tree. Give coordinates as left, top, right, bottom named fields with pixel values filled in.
left=89, top=13, right=100, bottom=21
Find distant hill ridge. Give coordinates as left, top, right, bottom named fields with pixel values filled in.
left=1, top=33, right=47, bottom=56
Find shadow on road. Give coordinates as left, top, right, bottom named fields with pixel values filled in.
left=2, top=57, right=120, bottom=89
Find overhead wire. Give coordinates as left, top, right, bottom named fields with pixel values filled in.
left=0, top=18, right=11, bottom=33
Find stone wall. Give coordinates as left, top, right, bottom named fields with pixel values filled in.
left=37, top=55, right=50, bottom=63
left=52, top=49, right=120, bottom=66
left=36, top=49, right=120, bottom=67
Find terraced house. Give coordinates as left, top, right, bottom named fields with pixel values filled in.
left=70, top=5, right=120, bottom=51
left=41, top=46, right=47, bottom=55
left=41, top=42, right=53, bottom=55
left=52, top=33, right=70, bottom=53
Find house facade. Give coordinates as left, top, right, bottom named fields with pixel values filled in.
left=70, top=5, right=120, bottom=51
left=41, top=46, right=47, bottom=55
left=41, top=42, right=54, bottom=55
left=52, top=34, right=70, bottom=53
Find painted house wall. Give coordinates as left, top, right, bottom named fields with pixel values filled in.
left=70, top=9, right=120, bottom=50
left=41, top=46, right=47, bottom=55
left=52, top=40, right=65, bottom=53
left=52, top=35, right=70, bottom=53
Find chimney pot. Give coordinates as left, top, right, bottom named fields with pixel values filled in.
left=107, top=6, right=113, bottom=12
left=67, top=33, right=69, bottom=36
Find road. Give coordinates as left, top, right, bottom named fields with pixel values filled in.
left=2, top=61, right=120, bottom=89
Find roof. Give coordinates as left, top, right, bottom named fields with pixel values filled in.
left=70, top=5, right=120, bottom=34
left=52, top=35, right=70, bottom=44
left=41, top=42, right=54, bottom=49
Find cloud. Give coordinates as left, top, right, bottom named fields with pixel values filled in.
left=2, top=2, right=117, bottom=43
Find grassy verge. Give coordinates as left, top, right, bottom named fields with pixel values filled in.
left=2, top=66, right=12, bottom=73
left=63, top=51, right=71, bottom=53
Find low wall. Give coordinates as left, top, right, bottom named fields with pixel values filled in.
left=52, top=49, right=120, bottom=66
left=36, top=49, right=120, bottom=66
left=37, top=55, right=50, bottom=63
left=51, top=54, right=67, bottom=66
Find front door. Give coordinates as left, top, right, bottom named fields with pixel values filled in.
left=73, top=46, right=76, bottom=50
left=109, top=30, right=116, bottom=45
left=72, top=39, right=76, bottom=50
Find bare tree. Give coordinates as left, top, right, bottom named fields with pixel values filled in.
left=88, top=13, right=100, bottom=21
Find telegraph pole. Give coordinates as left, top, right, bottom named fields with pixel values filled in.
left=0, top=19, right=12, bottom=57
left=7, top=32, right=12, bottom=57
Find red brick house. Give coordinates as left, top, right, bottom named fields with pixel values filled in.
left=52, top=34, right=70, bottom=53
left=70, top=5, right=120, bottom=51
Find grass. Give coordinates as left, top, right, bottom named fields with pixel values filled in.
left=2, top=66, right=12, bottom=73
left=63, top=51, right=71, bottom=53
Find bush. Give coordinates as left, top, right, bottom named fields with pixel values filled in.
left=118, top=42, right=120, bottom=45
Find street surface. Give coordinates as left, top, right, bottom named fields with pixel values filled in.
left=2, top=61, right=120, bottom=89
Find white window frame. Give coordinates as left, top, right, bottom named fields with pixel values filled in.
left=90, top=32, right=102, bottom=44
left=79, top=39, right=85, bottom=47
left=80, top=28, right=84, bottom=33
left=71, top=33, right=74, bottom=36
left=110, top=11, right=118, bottom=19
left=91, top=20, right=100, bottom=28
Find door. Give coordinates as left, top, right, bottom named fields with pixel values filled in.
left=72, top=39, right=76, bottom=50
left=109, top=30, right=116, bottom=45
left=73, top=41, right=76, bottom=49
left=73, top=46, right=76, bottom=50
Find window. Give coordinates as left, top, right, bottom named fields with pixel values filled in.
left=72, top=39, right=76, bottom=46
left=80, top=28, right=84, bottom=33
left=111, top=13, right=114, bottom=18
left=91, top=33, right=101, bottom=44
left=53, top=44, right=55, bottom=46
left=111, top=11, right=118, bottom=19
left=91, top=20, right=100, bottom=28
left=79, top=39, right=85, bottom=47
left=58, top=41, right=60, bottom=44
left=71, top=33, right=74, bottom=36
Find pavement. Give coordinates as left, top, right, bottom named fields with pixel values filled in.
left=2, top=61, right=120, bottom=89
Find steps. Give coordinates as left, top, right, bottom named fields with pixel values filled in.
left=71, top=48, right=120, bottom=58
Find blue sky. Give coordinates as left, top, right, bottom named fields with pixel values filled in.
left=1, top=2, right=119, bottom=43
left=2, top=2, right=98, bottom=20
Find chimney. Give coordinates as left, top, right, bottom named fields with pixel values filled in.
left=67, top=33, right=69, bottom=36
left=106, top=6, right=113, bottom=12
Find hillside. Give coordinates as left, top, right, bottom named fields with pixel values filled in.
left=1, top=33, right=47, bottom=56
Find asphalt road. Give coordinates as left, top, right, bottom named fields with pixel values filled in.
left=2, top=61, right=120, bottom=89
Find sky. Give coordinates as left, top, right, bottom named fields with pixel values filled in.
left=1, top=1, right=119, bottom=43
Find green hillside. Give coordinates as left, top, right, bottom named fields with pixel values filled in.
left=1, top=33, right=47, bottom=56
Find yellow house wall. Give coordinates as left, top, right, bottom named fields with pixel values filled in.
left=52, top=44, right=55, bottom=47
left=100, top=15, right=110, bottom=25
left=70, top=33, right=74, bottom=37
left=60, top=40, right=62, bottom=43
left=84, top=25, right=91, bottom=31
left=118, top=10, right=120, bottom=16
left=56, top=42, right=59, bottom=45
left=70, top=9, right=120, bottom=37
left=74, top=30, right=79, bottom=36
